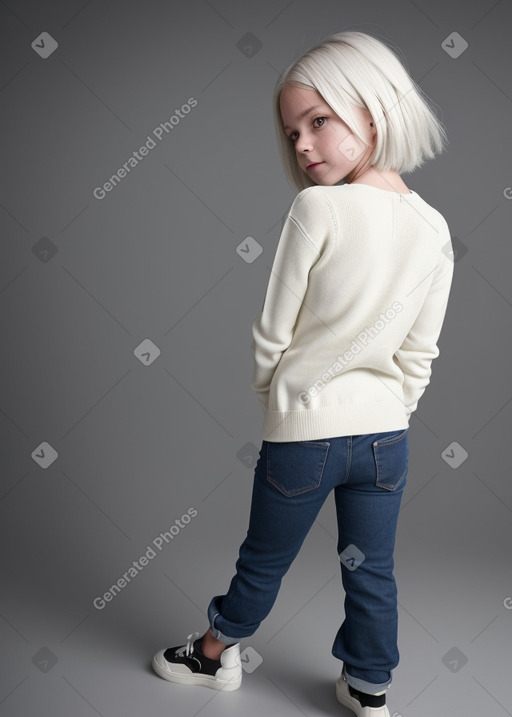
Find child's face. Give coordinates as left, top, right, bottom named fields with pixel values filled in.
left=279, top=84, right=375, bottom=185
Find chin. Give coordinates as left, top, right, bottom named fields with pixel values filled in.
left=316, top=169, right=345, bottom=187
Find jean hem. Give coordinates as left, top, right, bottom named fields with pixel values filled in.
left=208, top=611, right=242, bottom=644
left=344, top=666, right=391, bottom=694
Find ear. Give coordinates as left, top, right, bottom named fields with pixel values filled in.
left=361, top=108, right=377, bottom=146
left=360, top=107, right=374, bottom=124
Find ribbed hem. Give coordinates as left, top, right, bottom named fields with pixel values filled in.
left=260, top=402, right=410, bottom=442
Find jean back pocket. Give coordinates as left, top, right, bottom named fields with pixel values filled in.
left=266, top=440, right=330, bottom=497
left=372, top=429, right=409, bottom=491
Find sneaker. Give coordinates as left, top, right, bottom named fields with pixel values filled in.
left=336, top=667, right=390, bottom=716
left=152, top=631, right=242, bottom=692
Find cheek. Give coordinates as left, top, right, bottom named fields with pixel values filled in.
left=325, top=124, right=350, bottom=151
left=334, top=126, right=366, bottom=162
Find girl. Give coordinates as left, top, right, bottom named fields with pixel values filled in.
left=152, top=30, right=454, bottom=717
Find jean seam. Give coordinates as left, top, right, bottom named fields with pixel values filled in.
left=344, top=436, right=352, bottom=483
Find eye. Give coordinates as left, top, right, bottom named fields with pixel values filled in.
left=287, top=117, right=327, bottom=143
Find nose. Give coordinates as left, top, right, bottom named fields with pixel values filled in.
left=295, top=131, right=314, bottom=155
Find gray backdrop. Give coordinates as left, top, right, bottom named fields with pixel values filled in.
left=1, top=1, right=511, bottom=716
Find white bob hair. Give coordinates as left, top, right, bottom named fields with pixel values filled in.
left=273, top=31, right=449, bottom=192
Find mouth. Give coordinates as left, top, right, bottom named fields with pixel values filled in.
left=306, top=162, right=324, bottom=171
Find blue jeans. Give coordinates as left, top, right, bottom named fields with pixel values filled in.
left=207, top=429, right=409, bottom=694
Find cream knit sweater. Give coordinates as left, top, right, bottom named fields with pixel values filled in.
left=250, top=183, right=454, bottom=442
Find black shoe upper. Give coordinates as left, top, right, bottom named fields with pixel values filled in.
left=163, top=638, right=222, bottom=677
left=347, top=684, right=386, bottom=708
left=342, top=665, right=387, bottom=708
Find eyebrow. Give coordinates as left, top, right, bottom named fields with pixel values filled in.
left=283, top=105, right=325, bottom=131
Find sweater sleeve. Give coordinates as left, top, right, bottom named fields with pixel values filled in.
left=250, top=189, right=333, bottom=409
left=394, top=232, right=454, bottom=419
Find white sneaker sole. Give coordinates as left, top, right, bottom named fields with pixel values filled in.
left=152, top=653, right=242, bottom=692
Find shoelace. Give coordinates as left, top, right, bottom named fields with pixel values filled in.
left=176, top=631, right=202, bottom=658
